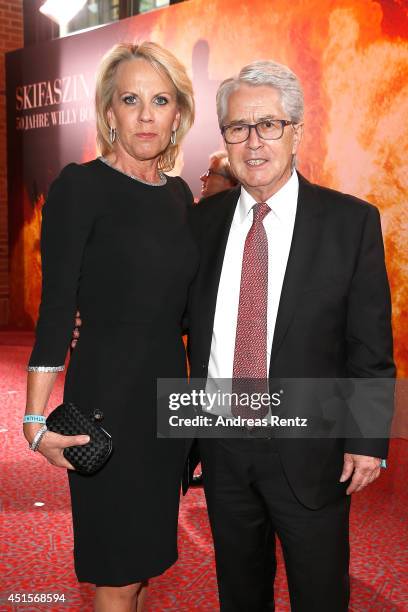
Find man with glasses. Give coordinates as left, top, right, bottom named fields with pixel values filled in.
left=199, top=150, right=238, bottom=199
left=187, top=60, right=394, bottom=611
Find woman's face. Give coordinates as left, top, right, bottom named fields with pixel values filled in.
left=107, top=58, right=180, bottom=163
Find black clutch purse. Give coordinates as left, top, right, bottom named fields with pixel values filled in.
left=46, top=402, right=112, bottom=475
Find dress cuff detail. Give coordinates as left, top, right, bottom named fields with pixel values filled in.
left=27, top=365, right=65, bottom=372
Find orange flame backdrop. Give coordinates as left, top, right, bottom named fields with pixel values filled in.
left=6, top=0, right=408, bottom=380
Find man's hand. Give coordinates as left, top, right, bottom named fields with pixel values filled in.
left=340, top=453, right=382, bottom=495
left=71, top=310, right=82, bottom=348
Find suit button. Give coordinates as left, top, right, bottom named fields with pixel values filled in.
left=202, top=364, right=207, bottom=369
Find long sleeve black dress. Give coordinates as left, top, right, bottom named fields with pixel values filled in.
left=28, top=158, right=199, bottom=586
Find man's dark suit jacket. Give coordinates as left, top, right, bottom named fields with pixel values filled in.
left=185, top=173, right=395, bottom=509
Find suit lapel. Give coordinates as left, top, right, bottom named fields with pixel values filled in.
left=270, top=174, right=324, bottom=368
left=198, top=187, right=240, bottom=353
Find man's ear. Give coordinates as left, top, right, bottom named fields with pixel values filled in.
left=292, top=122, right=304, bottom=155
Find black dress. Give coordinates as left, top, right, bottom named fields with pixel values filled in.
left=28, top=159, right=199, bottom=585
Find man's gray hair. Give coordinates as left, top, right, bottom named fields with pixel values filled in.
left=216, top=60, right=304, bottom=127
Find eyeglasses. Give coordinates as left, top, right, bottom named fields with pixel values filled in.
left=221, top=119, right=295, bottom=144
left=202, top=168, right=231, bottom=180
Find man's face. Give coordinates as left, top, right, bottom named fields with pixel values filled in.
left=200, top=157, right=235, bottom=198
left=223, top=84, right=303, bottom=201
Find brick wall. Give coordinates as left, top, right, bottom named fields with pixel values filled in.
left=0, top=0, right=23, bottom=325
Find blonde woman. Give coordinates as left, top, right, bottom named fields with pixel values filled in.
left=24, top=42, right=197, bottom=611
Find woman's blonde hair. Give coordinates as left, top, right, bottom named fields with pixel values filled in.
left=95, top=41, right=195, bottom=172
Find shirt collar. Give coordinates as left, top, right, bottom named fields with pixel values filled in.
left=236, top=170, right=299, bottom=224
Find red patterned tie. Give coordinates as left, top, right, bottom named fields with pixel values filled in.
left=232, top=202, right=271, bottom=419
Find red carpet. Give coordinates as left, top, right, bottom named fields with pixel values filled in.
left=0, top=335, right=407, bottom=611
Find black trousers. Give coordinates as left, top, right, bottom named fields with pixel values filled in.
left=199, top=438, right=350, bottom=612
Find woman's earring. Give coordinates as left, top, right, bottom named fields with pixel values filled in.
left=170, top=130, right=176, bottom=145
left=109, top=126, right=116, bottom=144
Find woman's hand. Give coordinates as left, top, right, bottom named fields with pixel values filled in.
left=71, top=310, right=82, bottom=348
left=24, top=423, right=90, bottom=470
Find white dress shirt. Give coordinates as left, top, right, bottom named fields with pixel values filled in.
left=207, top=171, right=299, bottom=392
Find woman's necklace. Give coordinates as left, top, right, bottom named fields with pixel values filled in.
left=99, top=156, right=167, bottom=187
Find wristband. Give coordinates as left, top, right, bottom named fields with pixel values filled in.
left=29, top=425, right=48, bottom=451
left=24, top=415, right=46, bottom=424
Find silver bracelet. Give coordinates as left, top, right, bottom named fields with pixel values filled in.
left=29, top=425, right=48, bottom=451
left=27, top=365, right=65, bottom=372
